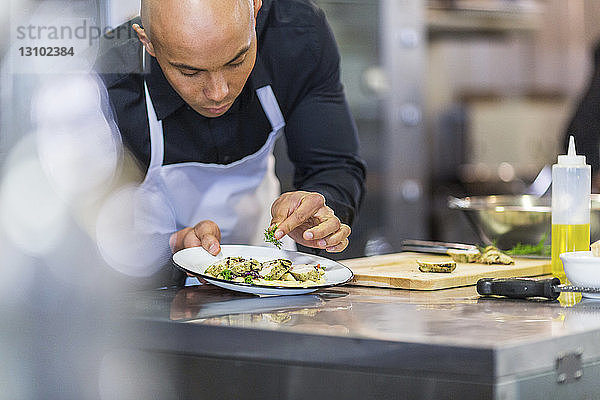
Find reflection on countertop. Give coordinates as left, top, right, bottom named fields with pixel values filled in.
left=117, top=282, right=600, bottom=349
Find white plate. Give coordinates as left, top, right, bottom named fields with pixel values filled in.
left=172, top=245, right=354, bottom=296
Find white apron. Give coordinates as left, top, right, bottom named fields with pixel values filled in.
left=136, top=81, right=295, bottom=253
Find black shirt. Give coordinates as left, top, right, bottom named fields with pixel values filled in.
left=95, top=0, right=366, bottom=225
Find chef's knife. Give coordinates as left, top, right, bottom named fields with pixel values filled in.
left=401, top=239, right=478, bottom=254
left=477, top=277, right=600, bottom=300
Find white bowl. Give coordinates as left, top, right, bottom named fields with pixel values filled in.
left=560, top=251, right=600, bottom=298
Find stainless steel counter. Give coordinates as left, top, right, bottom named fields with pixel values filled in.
left=114, top=282, right=600, bottom=399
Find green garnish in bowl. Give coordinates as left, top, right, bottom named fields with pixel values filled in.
left=506, top=234, right=550, bottom=256
left=264, top=225, right=283, bottom=249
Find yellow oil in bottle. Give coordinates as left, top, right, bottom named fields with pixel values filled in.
left=551, top=223, right=590, bottom=282
left=557, top=291, right=582, bottom=306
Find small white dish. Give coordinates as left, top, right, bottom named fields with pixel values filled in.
left=560, top=251, right=600, bottom=298
left=173, top=245, right=354, bottom=296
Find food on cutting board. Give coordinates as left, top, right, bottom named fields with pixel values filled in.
left=204, top=256, right=325, bottom=287
left=446, top=246, right=514, bottom=265
left=592, top=240, right=600, bottom=257
left=417, top=260, right=456, bottom=273
left=479, top=246, right=515, bottom=265
left=446, top=249, right=481, bottom=263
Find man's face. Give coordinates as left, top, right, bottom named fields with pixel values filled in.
left=147, top=1, right=257, bottom=118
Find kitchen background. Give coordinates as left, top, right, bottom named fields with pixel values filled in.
left=1, top=2, right=600, bottom=397
left=6, top=0, right=600, bottom=259
left=101, top=0, right=600, bottom=257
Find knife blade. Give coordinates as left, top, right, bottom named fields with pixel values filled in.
left=477, top=277, right=600, bottom=300
left=401, top=239, right=478, bottom=254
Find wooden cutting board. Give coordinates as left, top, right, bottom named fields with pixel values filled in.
left=339, top=252, right=551, bottom=290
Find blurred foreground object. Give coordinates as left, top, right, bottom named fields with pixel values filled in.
left=0, top=2, right=179, bottom=398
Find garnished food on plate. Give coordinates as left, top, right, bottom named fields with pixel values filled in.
left=203, top=256, right=326, bottom=287
left=417, top=260, right=456, bottom=273
left=259, top=259, right=292, bottom=280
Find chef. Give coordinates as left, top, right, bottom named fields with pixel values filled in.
left=564, top=39, right=600, bottom=191
left=95, top=0, right=365, bottom=280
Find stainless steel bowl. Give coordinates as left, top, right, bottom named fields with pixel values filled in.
left=448, top=194, right=600, bottom=249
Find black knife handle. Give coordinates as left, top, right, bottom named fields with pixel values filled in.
left=477, top=277, right=561, bottom=300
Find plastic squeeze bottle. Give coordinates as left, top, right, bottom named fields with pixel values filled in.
left=551, top=135, right=591, bottom=282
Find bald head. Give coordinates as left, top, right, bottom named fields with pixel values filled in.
left=133, top=0, right=262, bottom=118
left=141, top=0, right=255, bottom=48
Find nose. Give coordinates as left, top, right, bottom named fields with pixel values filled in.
left=203, top=72, right=229, bottom=103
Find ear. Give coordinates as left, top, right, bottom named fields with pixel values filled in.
left=132, top=24, right=156, bottom=57
left=252, top=0, right=262, bottom=21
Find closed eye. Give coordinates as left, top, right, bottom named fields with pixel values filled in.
left=228, top=54, right=247, bottom=68
left=180, top=69, right=199, bottom=77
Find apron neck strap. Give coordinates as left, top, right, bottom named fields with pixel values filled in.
left=144, top=80, right=165, bottom=170
left=143, top=44, right=285, bottom=171
left=256, top=85, right=285, bottom=132
left=250, top=55, right=285, bottom=132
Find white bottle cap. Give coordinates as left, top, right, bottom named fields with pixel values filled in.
left=557, top=135, right=586, bottom=166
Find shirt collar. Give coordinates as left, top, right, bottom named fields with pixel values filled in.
left=145, top=55, right=186, bottom=120
left=249, top=53, right=272, bottom=91
left=256, top=0, right=272, bottom=38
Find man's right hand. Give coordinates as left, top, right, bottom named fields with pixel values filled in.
left=169, top=220, right=222, bottom=256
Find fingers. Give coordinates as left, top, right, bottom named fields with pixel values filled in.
left=269, top=194, right=296, bottom=228
left=302, top=208, right=340, bottom=240
left=183, top=228, right=202, bottom=249
left=270, top=191, right=352, bottom=252
left=169, top=228, right=196, bottom=253
left=325, top=237, right=349, bottom=253
left=274, top=193, right=325, bottom=239
left=318, top=224, right=351, bottom=252
left=194, top=220, right=222, bottom=256
left=301, top=227, right=350, bottom=252
left=169, top=221, right=222, bottom=256
left=296, top=221, right=351, bottom=253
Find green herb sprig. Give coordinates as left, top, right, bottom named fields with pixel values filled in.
left=220, top=269, right=233, bottom=281
left=264, top=225, right=283, bottom=249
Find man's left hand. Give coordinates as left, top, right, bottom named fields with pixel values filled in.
left=269, top=191, right=351, bottom=252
